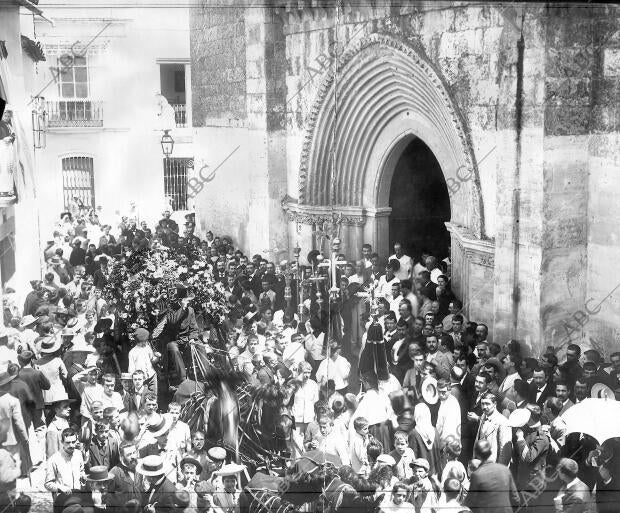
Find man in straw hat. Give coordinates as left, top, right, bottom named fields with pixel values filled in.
left=84, top=465, right=115, bottom=511
left=17, top=315, right=38, bottom=354
left=46, top=399, right=76, bottom=458
left=212, top=463, right=247, bottom=513
left=139, top=413, right=173, bottom=459
left=136, top=454, right=176, bottom=513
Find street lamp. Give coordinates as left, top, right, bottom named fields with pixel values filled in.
left=160, top=129, right=174, bottom=158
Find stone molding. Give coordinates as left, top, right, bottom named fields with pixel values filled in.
left=446, top=222, right=495, bottom=267
left=297, top=32, right=475, bottom=209
left=282, top=198, right=366, bottom=226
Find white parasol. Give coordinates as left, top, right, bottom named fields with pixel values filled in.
left=561, top=398, right=620, bottom=444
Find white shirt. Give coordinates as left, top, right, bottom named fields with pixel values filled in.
left=535, top=384, right=547, bottom=402
left=349, top=389, right=393, bottom=432
left=101, top=390, right=124, bottom=412
left=282, top=342, right=306, bottom=371
left=376, top=274, right=400, bottom=299
left=389, top=254, right=414, bottom=281
left=389, top=294, right=404, bottom=318
left=316, top=355, right=351, bottom=390
left=436, top=394, right=462, bottom=445
left=128, top=344, right=156, bottom=379
left=293, top=379, right=319, bottom=424
left=430, top=267, right=442, bottom=284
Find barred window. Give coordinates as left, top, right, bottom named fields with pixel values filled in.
left=62, top=156, right=95, bottom=209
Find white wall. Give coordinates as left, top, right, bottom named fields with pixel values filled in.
left=33, top=1, right=192, bottom=238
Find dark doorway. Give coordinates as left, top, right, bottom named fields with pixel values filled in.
left=389, top=138, right=451, bottom=262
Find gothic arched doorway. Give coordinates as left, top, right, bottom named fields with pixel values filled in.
left=388, top=138, right=451, bottom=262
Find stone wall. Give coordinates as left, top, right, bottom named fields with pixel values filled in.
left=190, top=2, right=620, bottom=355
left=191, top=4, right=246, bottom=124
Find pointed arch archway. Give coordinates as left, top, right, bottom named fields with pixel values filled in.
left=284, top=33, right=492, bottom=305
left=290, top=32, right=485, bottom=237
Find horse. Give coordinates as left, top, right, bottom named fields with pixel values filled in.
left=179, top=367, right=297, bottom=472
left=238, top=464, right=384, bottom=513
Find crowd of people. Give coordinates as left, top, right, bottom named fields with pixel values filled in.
left=0, top=202, right=618, bottom=513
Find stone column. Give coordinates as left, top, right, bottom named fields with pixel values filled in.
left=244, top=6, right=289, bottom=257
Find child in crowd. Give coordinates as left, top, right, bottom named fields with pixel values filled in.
left=381, top=482, right=415, bottom=512
left=440, top=441, right=467, bottom=487
left=390, top=430, right=416, bottom=481
left=305, top=413, right=350, bottom=466
left=349, top=416, right=370, bottom=475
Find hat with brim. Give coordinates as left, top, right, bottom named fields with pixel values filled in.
left=207, top=446, right=227, bottom=462
left=0, top=369, right=17, bottom=387
left=40, top=335, right=62, bottom=354
left=376, top=454, right=396, bottom=466
left=508, top=408, right=532, bottom=428
left=213, top=462, right=247, bottom=477
left=146, top=414, right=172, bottom=438
left=61, top=327, right=75, bottom=337
left=86, top=465, right=113, bottom=482
left=66, top=318, right=79, bottom=329
left=19, top=315, right=38, bottom=329
left=180, top=456, right=203, bottom=476
left=173, top=490, right=190, bottom=509
left=136, top=455, right=170, bottom=477
left=410, top=458, right=430, bottom=472
left=591, top=382, right=615, bottom=400
left=51, top=398, right=76, bottom=411
left=120, top=372, right=133, bottom=381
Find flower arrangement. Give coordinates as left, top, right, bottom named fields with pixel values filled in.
left=103, top=246, right=228, bottom=329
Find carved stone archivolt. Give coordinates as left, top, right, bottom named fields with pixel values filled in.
left=295, top=32, right=484, bottom=239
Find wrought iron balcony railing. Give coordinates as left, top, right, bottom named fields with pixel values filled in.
left=46, top=99, right=104, bottom=128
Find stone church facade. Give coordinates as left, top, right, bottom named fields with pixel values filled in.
left=189, top=2, right=620, bottom=356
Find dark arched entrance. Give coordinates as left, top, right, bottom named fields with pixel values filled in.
left=388, top=138, right=451, bottom=262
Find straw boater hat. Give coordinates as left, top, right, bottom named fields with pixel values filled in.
left=19, top=315, right=38, bottom=329
left=508, top=408, right=532, bottom=428
left=86, top=466, right=113, bottom=482
left=213, top=463, right=247, bottom=478
left=39, top=335, right=62, bottom=354
left=136, top=455, right=171, bottom=477
left=146, top=414, right=172, bottom=438
left=207, top=447, right=226, bottom=462
left=591, top=382, right=615, bottom=400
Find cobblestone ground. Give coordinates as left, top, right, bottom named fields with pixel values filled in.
left=16, top=426, right=53, bottom=513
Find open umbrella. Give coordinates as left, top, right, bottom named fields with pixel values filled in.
left=561, top=398, right=620, bottom=444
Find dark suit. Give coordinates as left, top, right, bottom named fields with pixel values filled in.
left=109, top=464, right=144, bottom=509
left=532, top=382, right=555, bottom=407
left=18, top=366, right=50, bottom=428
left=6, top=378, right=35, bottom=430
left=465, top=460, right=520, bottom=513
left=144, top=476, right=176, bottom=512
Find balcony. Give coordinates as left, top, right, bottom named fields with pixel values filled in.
left=171, top=103, right=187, bottom=128
left=46, top=99, right=104, bottom=128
